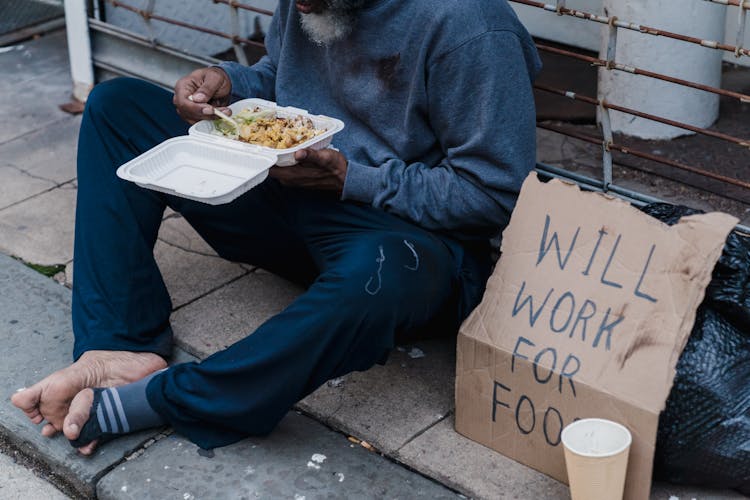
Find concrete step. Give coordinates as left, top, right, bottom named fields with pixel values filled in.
left=0, top=253, right=162, bottom=497
left=96, top=412, right=457, bottom=500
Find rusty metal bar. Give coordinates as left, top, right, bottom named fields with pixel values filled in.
left=107, top=0, right=265, bottom=49
left=535, top=43, right=750, bottom=104
left=536, top=122, right=750, bottom=190
left=702, top=0, right=750, bottom=8
left=211, top=0, right=273, bottom=17
left=535, top=83, right=750, bottom=147
left=510, top=0, right=750, bottom=57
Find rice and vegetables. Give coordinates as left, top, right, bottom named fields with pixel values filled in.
left=214, top=107, right=326, bottom=149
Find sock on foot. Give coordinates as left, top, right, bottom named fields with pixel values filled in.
left=69, top=370, right=166, bottom=448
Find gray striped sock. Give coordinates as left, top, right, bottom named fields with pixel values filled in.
left=112, top=370, right=165, bottom=431
left=69, top=370, right=166, bottom=448
left=96, top=387, right=131, bottom=433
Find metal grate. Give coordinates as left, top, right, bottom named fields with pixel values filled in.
left=0, top=0, right=64, bottom=44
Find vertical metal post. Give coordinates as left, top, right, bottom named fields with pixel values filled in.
left=229, top=1, right=249, bottom=65
left=597, top=14, right=618, bottom=191
left=599, top=104, right=614, bottom=190
left=555, top=0, right=566, bottom=14
left=735, top=1, right=748, bottom=58
left=64, top=0, right=95, bottom=101
left=141, top=0, right=157, bottom=46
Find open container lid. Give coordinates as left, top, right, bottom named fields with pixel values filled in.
left=188, top=97, right=345, bottom=166
left=116, top=136, right=277, bottom=205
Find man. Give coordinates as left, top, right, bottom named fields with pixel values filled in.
left=13, top=0, right=540, bottom=452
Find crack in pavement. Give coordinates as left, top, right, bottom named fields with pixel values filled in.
left=157, top=237, right=220, bottom=258
left=0, top=178, right=77, bottom=212
left=0, top=162, right=57, bottom=184
left=0, top=116, right=75, bottom=148
left=396, top=411, right=453, bottom=452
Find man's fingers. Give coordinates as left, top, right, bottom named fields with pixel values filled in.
left=192, top=68, right=229, bottom=104
left=173, top=67, right=230, bottom=123
left=272, top=148, right=347, bottom=193
left=174, top=78, right=210, bottom=121
left=268, top=165, right=297, bottom=183
left=295, top=148, right=331, bottom=166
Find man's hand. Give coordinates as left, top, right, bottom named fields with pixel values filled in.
left=269, top=148, right=348, bottom=194
left=173, top=67, right=232, bottom=124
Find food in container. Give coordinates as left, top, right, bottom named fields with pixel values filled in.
left=189, top=98, right=345, bottom=166
left=213, top=107, right=326, bottom=149
left=116, top=99, right=345, bottom=205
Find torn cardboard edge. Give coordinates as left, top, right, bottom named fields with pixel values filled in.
left=455, top=174, right=737, bottom=500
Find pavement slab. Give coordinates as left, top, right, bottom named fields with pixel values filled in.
left=0, top=163, right=56, bottom=211
left=170, top=270, right=303, bottom=358
left=396, top=416, right=570, bottom=500
left=298, top=338, right=455, bottom=455
left=60, top=214, right=247, bottom=300
left=156, top=214, right=252, bottom=309
left=96, top=412, right=458, bottom=500
left=0, top=253, right=159, bottom=498
left=2, top=34, right=70, bottom=87
left=154, top=239, right=247, bottom=310
left=396, top=417, right=746, bottom=500
left=0, top=181, right=76, bottom=265
left=0, top=31, right=74, bottom=144
left=158, top=214, right=221, bottom=258
left=0, top=114, right=81, bottom=191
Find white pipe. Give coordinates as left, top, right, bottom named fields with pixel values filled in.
left=64, top=0, right=95, bottom=102
left=598, top=0, right=727, bottom=139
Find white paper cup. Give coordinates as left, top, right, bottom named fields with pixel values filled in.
left=561, top=418, right=632, bottom=500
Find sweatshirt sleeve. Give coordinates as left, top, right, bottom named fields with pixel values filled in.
left=217, top=6, right=282, bottom=101
left=342, top=30, right=540, bottom=236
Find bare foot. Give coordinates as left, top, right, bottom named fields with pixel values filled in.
left=63, top=388, right=98, bottom=455
left=11, top=350, right=166, bottom=436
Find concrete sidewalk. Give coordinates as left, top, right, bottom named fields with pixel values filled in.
left=0, top=30, right=746, bottom=500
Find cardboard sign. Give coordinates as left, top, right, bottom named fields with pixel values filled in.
left=455, top=174, right=737, bottom=500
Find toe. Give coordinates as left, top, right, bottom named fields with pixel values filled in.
left=63, top=389, right=94, bottom=441
left=41, top=423, right=59, bottom=437
left=25, top=406, right=43, bottom=423
left=11, top=385, right=42, bottom=415
left=78, top=440, right=99, bottom=456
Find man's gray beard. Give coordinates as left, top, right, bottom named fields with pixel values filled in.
left=299, top=0, right=366, bottom=46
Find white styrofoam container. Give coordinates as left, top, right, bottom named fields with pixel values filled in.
left=116, top=137, right=277, bottom=205
left=188, top=97, right=345, bottom=167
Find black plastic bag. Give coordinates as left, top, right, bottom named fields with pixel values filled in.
left=640, top=203, right=750, bottom=494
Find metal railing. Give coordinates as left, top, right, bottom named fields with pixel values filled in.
left=509, top=0, right=749, bottom=218
left=103, top=0, right=270, bottom=65
left=86, top=0, right=750, bottom=227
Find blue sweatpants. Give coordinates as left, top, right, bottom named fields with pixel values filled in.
left=72, top=78, right=492, bottom=449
